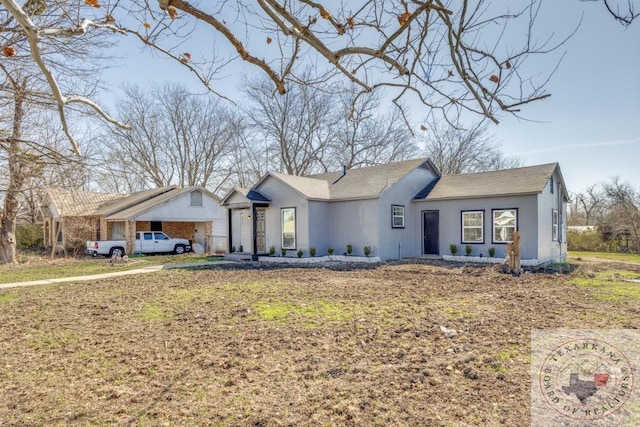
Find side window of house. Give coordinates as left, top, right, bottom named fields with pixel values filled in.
left=462, top=211, right=483, bottom=243
left=392, top=205, right=405, bottom=228
left=190, top=190, right=203, bottom=207
left=552, top=210, right=559, bottom=241
left=492, top=209, right=517, bottom=243
left=281, top=208, right=296, bottom=249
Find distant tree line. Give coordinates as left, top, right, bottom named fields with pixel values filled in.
left=568, top=177, right=640, bottom=253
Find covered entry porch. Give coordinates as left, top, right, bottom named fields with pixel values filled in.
left=221, top=188, right=271, bottom=260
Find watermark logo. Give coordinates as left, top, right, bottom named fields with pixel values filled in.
left=532, top=330, right=639, bottom=425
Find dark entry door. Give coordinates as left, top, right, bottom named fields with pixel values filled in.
left=423, top=211, right=439, bottom=255
left=255, top=208, right=266, bottom=253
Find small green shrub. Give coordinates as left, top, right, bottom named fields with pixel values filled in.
left=465, top=245, right=473, bottom=256
left=449, top=244, right=458, bottom=255
left=231, top=245, right=236, bottom=253
left=297, top=249, right=304, bottom=258
left=346, top=244, right=353, bottom=255
left=364, top=246, right=371, bottom=256
left=567, top=229, right=607, bottom=252
left=309, top=247, right=316, bottom=257
left=16, top=224, right=44, bottom=250
left=281, top=248, right=287, bottom=257
left=488, top=247, right=496, bottom=257
left=238, top=245, right=243, bottom=252
left=327, top=246, right=334, bottom=255
left=269, top=246, right=276, bottom=256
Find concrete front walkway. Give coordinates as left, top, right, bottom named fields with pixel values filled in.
left=0, top=261, right=233, bottom=290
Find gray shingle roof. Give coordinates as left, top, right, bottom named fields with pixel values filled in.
left=267, top=159, right=432, bottom=200
left=93, top=186, right=177, bottom=217
left=417, top=163, right=559, bottom=200
left=270, top=173, right=332, bottom=199
left=104, top=186, right=219, bottom=220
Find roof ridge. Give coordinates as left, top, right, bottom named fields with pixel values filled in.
left=444, top=162, right=557, bottom=177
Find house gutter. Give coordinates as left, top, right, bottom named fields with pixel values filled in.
left=411, top=191, right=542, bottom=202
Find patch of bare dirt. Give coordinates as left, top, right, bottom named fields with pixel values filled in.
left=0, top=261, right=635, bottom=426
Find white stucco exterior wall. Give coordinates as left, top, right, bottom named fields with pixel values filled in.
left=413, top=194, right=540, bottom=260
left=377, top=165, right=439, bottom=259
left=328, top=198, right=379, bottom=257
left=536, top=169, right=568, bottom=262
left=256, top=177, right=310, bottom=255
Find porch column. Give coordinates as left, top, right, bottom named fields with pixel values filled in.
left=252, top=204, right=257, bottom=256
left=227, top=209, right=233, bottom=253
left=204, top=221, right=213, bottom=254
left=99, top=217, right=108, bottom=240
left=125, top=219, right=136, bottom=255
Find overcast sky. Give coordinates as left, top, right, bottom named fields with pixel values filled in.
left=99, top=1, right=640, bottom=195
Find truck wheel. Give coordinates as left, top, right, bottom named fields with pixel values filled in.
left=109, top=247, right=125, bottom=258
left=174, top=244, right=186, bottom=255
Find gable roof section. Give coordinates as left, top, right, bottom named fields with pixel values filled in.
left=43, top=188, right=124, bottom=217
left=92, top=186, right=178, bottom=217
left=268, top=172, right=332, bottom=200
left=416, top=163, right=560, bottom=201
left=104, top=186, right=219, bottom=220
left=315, top=158, right=433, bottom=200
left=256, top=159, right=434, bottom=201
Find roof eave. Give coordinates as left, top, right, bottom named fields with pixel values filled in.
left=414, top=190, right=542, bottom=202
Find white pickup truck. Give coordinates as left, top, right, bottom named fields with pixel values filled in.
left=86, top=231, right=192, bottom=257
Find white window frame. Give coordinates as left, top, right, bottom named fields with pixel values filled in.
left=552, top=210, right=559, bottom=241
left=392, top=205, right=405, bottom=228
left=281, top=207, right=296, bottom=250
left=461, top=211, right=484, bottom=243
left=492, top=209, right=517, bottom=243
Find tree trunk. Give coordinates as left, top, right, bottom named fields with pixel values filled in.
left=0, top=86, right=26, bottom=265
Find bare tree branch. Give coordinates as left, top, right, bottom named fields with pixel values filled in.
left=0, top=0, right=130, bottom=155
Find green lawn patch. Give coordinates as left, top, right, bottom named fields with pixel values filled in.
left=252, top=299, right=363, bottom=326
left=571, top=270, right=640, bottom=301
left=0, top=293, right=19, bottom=304
left=569, top=251, right=640, bottom=263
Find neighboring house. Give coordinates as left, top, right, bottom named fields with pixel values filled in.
left=220, top=159, right=569, bottom=264
left=40, top=186, right=227, bottom=254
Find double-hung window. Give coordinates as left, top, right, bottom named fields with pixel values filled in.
left=552, top=210, right=559, bottom=241
left=281, top=208, right=296, bottom=249
left=462, top=211, right=483, bottom=243
left=493, top=209, right=517, bottom=243
left=392, top=205, right=405, bottom=228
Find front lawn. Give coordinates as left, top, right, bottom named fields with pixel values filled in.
left=0, top=254, right=222, bottom=284
left=0, top=261, right=637, bottom=425
left=569, top=250, right=640, bottom=263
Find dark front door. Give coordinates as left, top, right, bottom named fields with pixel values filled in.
left=423, top=211, right=439, bottom=255
left=255, top=208, right=266, bottom=253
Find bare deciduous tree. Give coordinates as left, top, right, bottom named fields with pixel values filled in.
left=581, top=0, right=640, bottom=25
left=0, top=0, right=117, bottom=264
left=570, top=184, right=607, bottom=226
left=602, top=177, right=640, bottom=252
left=97, top=83, right=240, bottom=193
left=3, top=0, right=576, bottom=152
left=242, top=72, right=336, bottom=176
left=325, top=88, right=417, bottom=170
left=420, top=121, right=521, bottom=175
